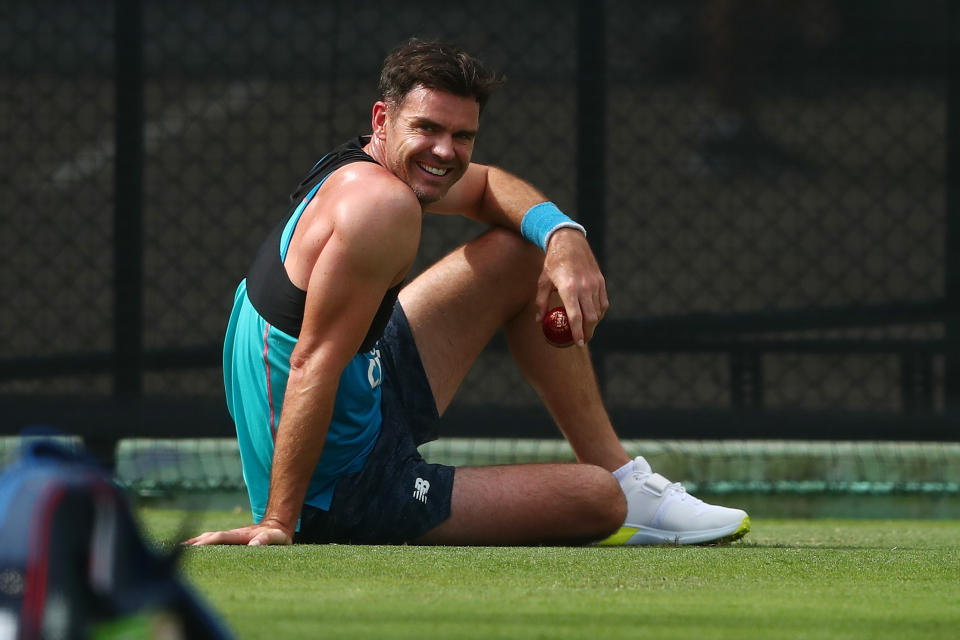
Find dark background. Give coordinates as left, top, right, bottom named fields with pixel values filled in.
left=2, top=0, right=958, bottom=456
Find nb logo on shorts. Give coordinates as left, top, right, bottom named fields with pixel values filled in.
left=413, top=477, right=430, bottom=503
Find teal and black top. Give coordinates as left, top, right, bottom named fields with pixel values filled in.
left=223, top=136, right=401, bottom=524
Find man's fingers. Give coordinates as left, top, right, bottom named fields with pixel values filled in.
left=580, top=298, right=601, bottom=342
left=540, top=231, right=608, bottom=346
left=191, top=530, right=244, bottom=546
left=574, top=292, right=605, bottom=344
left=534, top=273, right=554, bottom=323
left=182, top=530, right=222, bottom=546
left=183, top=526, right=261, bottom=546
left=556, top=272, right=610, bottom=345
left=184, top=531, right=222, bottom=546
left=557, top=291, right=585, bottom=346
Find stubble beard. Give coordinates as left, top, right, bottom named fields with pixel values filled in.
left=410, top=184, right=435, bottom=205
left=387, top=156, right=430, bottom=204
left=405, top=163, right=453, bottom=205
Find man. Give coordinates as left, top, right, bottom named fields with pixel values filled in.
left=186, top=38, right=749, bottom=547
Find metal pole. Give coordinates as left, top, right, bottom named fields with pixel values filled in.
left=104, top=0, right=145, bottom=470
left=577, top=0, right=608, bottom=391
left=945, top=3, right=960, bottom=417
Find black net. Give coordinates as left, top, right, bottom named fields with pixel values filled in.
left=2, top=1, right=958, bottom=467
left=2, top=2, right=115, bottom=395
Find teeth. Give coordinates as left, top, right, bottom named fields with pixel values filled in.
left=418, top=163, right=449, bottom=176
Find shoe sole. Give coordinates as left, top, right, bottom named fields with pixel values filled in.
left=596, top=515, right=750, bottom=546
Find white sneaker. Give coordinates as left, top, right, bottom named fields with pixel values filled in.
left=599, top=456, right=750, bottom=546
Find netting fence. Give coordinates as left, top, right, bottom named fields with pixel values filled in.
left=2, top=1, right=959, bottom=500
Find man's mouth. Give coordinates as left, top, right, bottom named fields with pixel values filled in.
left=417, top=162, right=450, bottom=177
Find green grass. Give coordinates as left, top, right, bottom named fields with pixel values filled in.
left=142, top=510, right=960, bottom=639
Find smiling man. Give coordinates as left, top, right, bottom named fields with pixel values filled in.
left=186, top=38, right=750, bottom=548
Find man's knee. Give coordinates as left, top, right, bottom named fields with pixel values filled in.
left=463, top=227, right=543, bottom=283
left=572, top=465, right=627, bottom=539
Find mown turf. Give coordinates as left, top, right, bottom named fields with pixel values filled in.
left=141, top=510, right=960, bottom=640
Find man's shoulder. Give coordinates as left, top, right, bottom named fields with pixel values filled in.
left=331, top=159, right=403, bottom=190
left=326, top=162, right=421, bottom=222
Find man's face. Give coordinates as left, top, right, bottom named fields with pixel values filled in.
left=374, top=85, right=480, bottom=204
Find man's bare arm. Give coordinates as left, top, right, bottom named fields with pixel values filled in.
left=428, top=163, right=609, bottom=345
left=186, top=178, right=421, bottom=546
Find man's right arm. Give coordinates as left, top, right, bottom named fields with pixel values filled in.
left=186, top=173, right=421, bottom=546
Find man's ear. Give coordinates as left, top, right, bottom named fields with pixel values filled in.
left=372, top=101, right=389, bottom=141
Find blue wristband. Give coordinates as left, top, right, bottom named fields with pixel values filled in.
left=520, top=202, right=586, bottom=251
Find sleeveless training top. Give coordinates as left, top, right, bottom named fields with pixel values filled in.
left=223, top=137, right=398, bottom=523
left=245, top=136, right=401, bottom=347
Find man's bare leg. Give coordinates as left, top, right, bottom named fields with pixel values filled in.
left=503, top=299, right=629, bottom=470
left=399, top=228, right=627, bottom=469
left=415, top=464, right=625, bottom=545
left=398, top=228, right=629, bottom=542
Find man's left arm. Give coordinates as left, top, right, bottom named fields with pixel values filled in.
left=429, top=164, right=609, bottom=345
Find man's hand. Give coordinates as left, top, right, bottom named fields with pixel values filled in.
left=183, top=520, right=293, bottom=546
left=535, top=228, right=609, bottom=345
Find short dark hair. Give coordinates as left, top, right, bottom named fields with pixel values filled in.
left=378, top=38, right=504, bottom=114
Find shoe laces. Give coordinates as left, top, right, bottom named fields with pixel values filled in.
left=661, top=479, right=689, bottom=501
left=634, top=470, right=700, bottom=504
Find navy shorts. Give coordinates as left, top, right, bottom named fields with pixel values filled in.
left=293, top=303, right=455, bottom=544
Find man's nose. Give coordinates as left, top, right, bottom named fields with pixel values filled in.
left=432, top=135, right=455, bottom=160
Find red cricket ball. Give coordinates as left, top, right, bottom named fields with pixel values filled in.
left=542, top=306, right=574, bottom=348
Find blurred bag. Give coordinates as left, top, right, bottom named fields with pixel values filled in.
left=0, top=440, right=234, bottom=639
